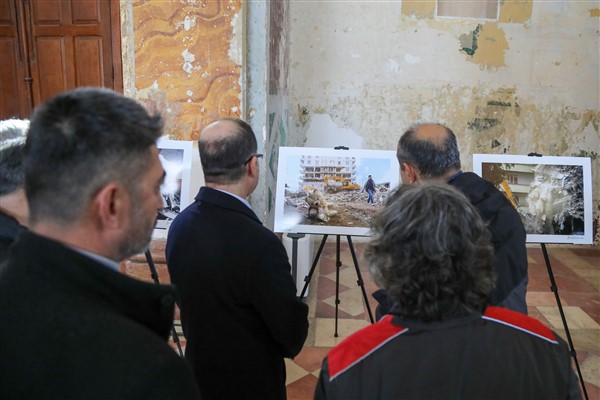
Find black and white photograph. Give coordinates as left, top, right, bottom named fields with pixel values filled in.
left=153, top=137, right=193, bottom=238
left=274, top=147, right=399, bottom=236
left=473, top=154, right=592, bottom=244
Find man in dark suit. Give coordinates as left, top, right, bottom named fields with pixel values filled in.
left=0, top=88, right=201, bottom=399
left=166, top=118, right=309, bottom=400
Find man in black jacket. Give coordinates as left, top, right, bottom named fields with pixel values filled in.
left=0, top=88, right=201, bottom=399
left=0, top=119, right=29, bottom=262
left=316, top=184, right=580, bottom=400
left=374, top=123, right=528, bottom=316
left=166, top=118, right=309, bottom=400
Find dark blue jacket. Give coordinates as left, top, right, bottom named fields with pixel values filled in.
left=166, top=187, right=308, bottom=400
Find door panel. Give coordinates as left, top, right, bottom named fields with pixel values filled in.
left=0, top=0, right=29, bottom=119
left=0, top=0, right=121, bottom=119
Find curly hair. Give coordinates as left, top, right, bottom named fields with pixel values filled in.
left=365, top=183, right=495, bottom=322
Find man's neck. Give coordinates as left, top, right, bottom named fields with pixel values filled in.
left=206, top=182, right=250, bottom=199
left=0, top=191, right=28, bottom=226
left=31, top=222, right=117, bottom=261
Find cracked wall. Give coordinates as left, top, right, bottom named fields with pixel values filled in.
left=289, top=1, right=599, bottom=242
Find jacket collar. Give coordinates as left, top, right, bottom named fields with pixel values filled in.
left=7, top=231, right=178, bottom=340
left=0, top=211, right=26, bottom=243
left=195, top=186, right=262, bottom=225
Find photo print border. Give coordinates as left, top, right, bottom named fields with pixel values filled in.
left=152, top=137, right=194, bottom=238
left=274, top=146, right=400, bottom=236
left=473, top=154, right=592, bottom=244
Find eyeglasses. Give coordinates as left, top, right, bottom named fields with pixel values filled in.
left=243, top=153, right=263, bottom=166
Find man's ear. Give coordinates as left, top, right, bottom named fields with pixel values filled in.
left=247, top=156, right=259, bottom=178
left=402, top=162, right=420, bottom=184
left=94, top=183, right=127, bottom=229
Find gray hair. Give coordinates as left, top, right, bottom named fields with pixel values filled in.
left=397, top=123, right=461, bottom=179
left=365, top=183, right=495, bottom=321
left=0, top=119, right=29, bottom=196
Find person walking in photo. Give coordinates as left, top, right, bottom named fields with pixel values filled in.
left=364, top=174, right=376, bottom=205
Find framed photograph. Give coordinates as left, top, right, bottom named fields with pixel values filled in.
left=153, top=137, right=194, bottom=238
left=274, top=147, right=400, bottom=236
left=473, top=154, right=592, bottom=244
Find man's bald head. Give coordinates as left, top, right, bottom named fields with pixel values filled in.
left=198, top=118, right=257, bottom=185
left=397, top=123, right=461, bottom=181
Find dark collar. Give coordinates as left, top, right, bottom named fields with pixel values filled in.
left=0, top=212, right=26, bottom=242
left=7, top=231, right=178, bottom=339
left=195, top=186, right=262, bottom=225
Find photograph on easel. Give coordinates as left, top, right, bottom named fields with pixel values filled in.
left=473, top=154, right=592, bottom=244
left=274, top=147, right=399, bottom=236
left=152, top=137, right=194, bottom=238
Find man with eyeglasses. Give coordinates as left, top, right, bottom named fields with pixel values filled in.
left=166, top=118, right=309, bottom=400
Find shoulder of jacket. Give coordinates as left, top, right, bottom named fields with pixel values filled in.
left=483, top=306, right=558, bottom=344
left=326, top=315, right=408, bottom=381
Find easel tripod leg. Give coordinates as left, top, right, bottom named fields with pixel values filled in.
left=145, top=249, right=184, bottom=358
left=347, top=236, right=374, bottom=323
left=541, top=243, right=588, bottom=400
left=298, top=235, right=328, bottom=300
left=334, top=235, right=341, bottom=337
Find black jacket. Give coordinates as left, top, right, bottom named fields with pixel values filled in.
left=0, top=231, right=201, bottom=400
left=450, top=172, right=528, bottom=309
left=166, top=187, right=309, bottom=400
left=0, top=211, right=25, bottom=263
left=315, top=306, right=581, bottom=400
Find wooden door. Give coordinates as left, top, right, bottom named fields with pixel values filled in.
left=0, top=0, right=122, bottom=119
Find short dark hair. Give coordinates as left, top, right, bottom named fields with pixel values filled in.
left=365, top=183, right=495, bottom=322
left=24, top=88, right=163, bottom=225
left=397, top=124, right=461, bottom=179
left=199, top=118, right=257, bottom=184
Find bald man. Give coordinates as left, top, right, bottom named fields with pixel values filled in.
left=166, top=118, right=309, bottom=400
left=374, top=123, right=529, bottom=317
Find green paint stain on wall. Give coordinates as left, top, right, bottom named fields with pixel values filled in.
left=459, top=24, right=481, bottom=56
left=279, top=116, right=287, bottom=145
left=268, top=112, right=275, bottom=140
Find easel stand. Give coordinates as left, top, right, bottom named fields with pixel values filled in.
left=541, top=243, right=588, bottom=400
left=144, top=249, right=184, bottom=357
left=298, top=234, right=374, bottom=337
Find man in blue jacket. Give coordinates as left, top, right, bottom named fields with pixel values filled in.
left=166, top=118, right=309, bottom=400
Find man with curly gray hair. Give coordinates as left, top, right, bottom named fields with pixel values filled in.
left=315, top=183, right=581, bottom=400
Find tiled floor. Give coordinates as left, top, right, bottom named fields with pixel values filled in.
left=283, top=239, right=600, bottom=400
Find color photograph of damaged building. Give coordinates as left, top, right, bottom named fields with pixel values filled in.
left=481, top=162, right=586, bottom=238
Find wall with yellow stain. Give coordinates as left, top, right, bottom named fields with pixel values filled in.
left=289, top=1, right=600, bottom=242
left=121, top=0, right=242, bottom=141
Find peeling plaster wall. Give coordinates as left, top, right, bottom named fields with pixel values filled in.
left=121, top=0, right=243, bottom=140
left=264, top=1, right=292, bottom=227
left=289, top=1, right=600, bottom=242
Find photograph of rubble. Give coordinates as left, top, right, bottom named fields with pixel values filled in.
left=152, top=137, right=194, bottom=238
left=473, top=154, right=592, bottom=244
left=274, top=147, right=399, bottom=236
